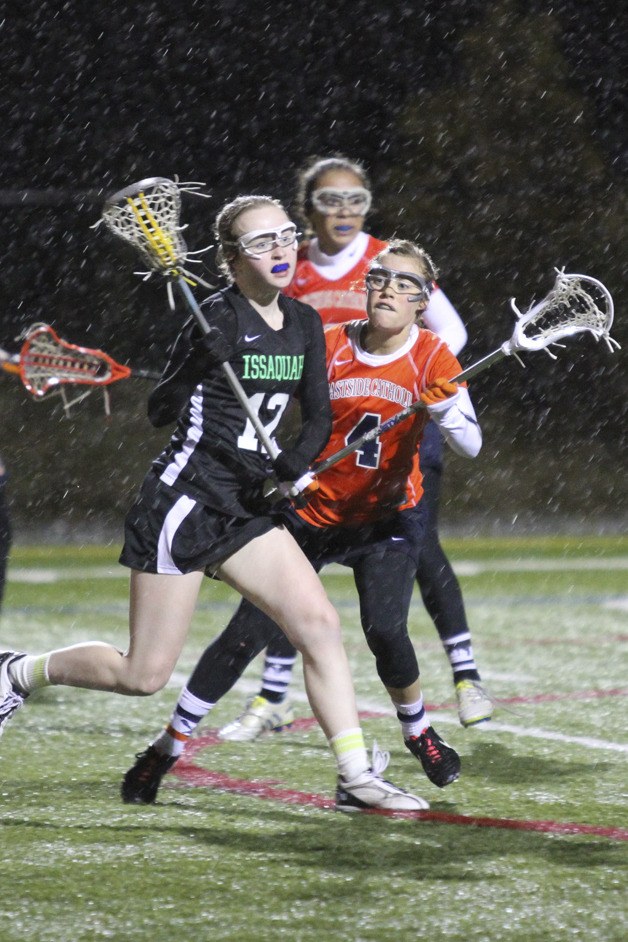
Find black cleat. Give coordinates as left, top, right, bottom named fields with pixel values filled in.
left=121, top=745, right=178, bottom=804
left=405, top=726, right=461, bottom=787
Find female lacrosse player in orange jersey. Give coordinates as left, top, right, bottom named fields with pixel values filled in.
left=0, top=197, right=427, bottom=813
left=221, top=156, right=491, bottom=740
left=120, top=240, right=482, bottom=804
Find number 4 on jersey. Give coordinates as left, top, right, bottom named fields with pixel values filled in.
left=346, top=413, right=382, bottom=469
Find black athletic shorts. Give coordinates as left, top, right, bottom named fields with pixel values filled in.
left=119, top=472, right=277, bottom=576
left=279, top=499, right=428, bottom=571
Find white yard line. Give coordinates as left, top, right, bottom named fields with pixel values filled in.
left=604, top=598, right=628, bottom=612
left=355, top=697, right=628, bottom=753
left=8, top=566, right=126, bottom=583
left=371, top=707, right=628, bottom=754
left=9, top=555, right=628, bottom=583
left=445, top=718, right=628, bottom=753
left=176, top=675, right=628, bottom=754
left=453, top=556, right=628, bottom=575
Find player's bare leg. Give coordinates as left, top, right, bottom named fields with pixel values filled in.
left=45, top=571, right=203, bottom=693
left=217, top=526, right=358, bottom=741
left=1, top=571, right=203, bottom=738
left=2, top=571, right=203, bottom=706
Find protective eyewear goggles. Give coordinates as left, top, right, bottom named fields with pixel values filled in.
left=311, top=187, right=372, bottom=216
left=365, top=266, right=433, bottom=301
left=235, top=223, right=300, bottom=258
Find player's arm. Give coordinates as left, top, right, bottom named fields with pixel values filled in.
left=421, top=286, right=468, bottom=355
left=147, top=317, right=206, bottom=426
left=420, top=376, right=482, bottom=458
left=272, top=310, right=332, bottom=482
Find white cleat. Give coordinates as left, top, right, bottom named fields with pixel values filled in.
left=335, top=742, right=429, bottom=813
left=0, top=651, right=28, bottom=738
left=455, top=679, right=493, bottom=727
left=218, top=695, right=295, bottom=742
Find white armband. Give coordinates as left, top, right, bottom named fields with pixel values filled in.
left=426, top=387, right=482, bottom=458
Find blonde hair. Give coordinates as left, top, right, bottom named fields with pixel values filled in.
left=372, top=239, right=439, bottom=282
left=214, top=194, right=285, bottom=280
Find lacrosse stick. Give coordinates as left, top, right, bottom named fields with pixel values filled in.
left=2, top=323, right=161, bottom=417
left=312, top=269, right=619, bottom=478
left=0, top=347, right=20, bottom=375
left=99, top=176, right=310, bottom=497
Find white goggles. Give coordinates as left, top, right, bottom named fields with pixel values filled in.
left=311, top=187, right=372, bottom=216
left=236, top=223, right=300, bottom=258
left=366, top=266, right=432, bottom=301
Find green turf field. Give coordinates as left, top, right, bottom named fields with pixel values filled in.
left=1, top=535, right=626, bottom=942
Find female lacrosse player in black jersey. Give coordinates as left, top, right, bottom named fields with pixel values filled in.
left=120, top=239, right=481, bottom=805
left=0, top=195, right=426, bottom=813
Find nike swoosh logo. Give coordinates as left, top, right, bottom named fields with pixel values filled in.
left=244, top=333, right=262, bottom=342
left=335, top=358, right=353, bottom=366
left=391, top=537, right=405, bottom=542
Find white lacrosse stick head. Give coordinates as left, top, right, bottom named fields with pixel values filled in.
left=506, top=269, right=618, bottom=358
left=100, top=177, right=188, bottom=274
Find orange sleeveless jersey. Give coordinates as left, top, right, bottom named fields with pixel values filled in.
left=297, top=321, right=464, bottom=528
left=284, top=235, right=387, bottom=325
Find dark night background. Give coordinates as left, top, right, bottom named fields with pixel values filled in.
left=0, top=0, right=626, bottom=539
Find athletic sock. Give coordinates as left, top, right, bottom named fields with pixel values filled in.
left=152, top=687, right=215, bottom=758
left=259, top=689, right=285, bottom=704
left=443, top=631, right=480, bottom=682
left=259, top=653, right=296, bottom=703
left=393, top=696, right=429, bottom=739
left=329, top=727, right=370, bottom=782
left=8, top=654, right=51, bottom=694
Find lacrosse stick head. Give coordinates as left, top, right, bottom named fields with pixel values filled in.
left=101, top=177, right=188, bottom=275
left=507, top=270, right=618, bottom=356
left=19, top=324, right=132, bottom=398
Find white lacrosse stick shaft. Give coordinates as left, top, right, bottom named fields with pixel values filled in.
left=176, top=278, right=282, bottom=463
left=177, top=279, right=311, bottom=502
left=313, top=271, right=617, bottom=477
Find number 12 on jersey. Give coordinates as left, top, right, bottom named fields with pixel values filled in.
left=237, top=392, right=290, bottom=454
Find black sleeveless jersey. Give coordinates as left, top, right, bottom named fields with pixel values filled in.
left=148, top=286, right=331, bottom=516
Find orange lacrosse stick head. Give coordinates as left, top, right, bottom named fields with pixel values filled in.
left=18, top=324, right=132, bottom=398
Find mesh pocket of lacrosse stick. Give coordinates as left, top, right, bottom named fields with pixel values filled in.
left=98, top=176, right=214, bottom=309
left=19, top=324, right=132, bottom=398
left=506, top=269, right=618, bottom=358
left=101, top=177, right=188, bottom=275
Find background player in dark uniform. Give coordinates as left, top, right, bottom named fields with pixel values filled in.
left=221, top=156, right=491, bottom=741
left=0, top=455, right=10, bottom=615
left=0, top=195, right=427, bottom=813
left=121, top=240, right=482, bottom=805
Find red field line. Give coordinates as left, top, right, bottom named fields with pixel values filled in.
left=171, top=731, right=627, bottom=841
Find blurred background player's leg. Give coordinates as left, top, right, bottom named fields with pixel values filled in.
left=415, top=423, right=492, bottom=727
left=218, top=628, right=297, bottom=741
left=0, top=456, right=12, bottom=615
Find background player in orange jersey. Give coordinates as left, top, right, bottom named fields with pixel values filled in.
left=121, top=240, right=482, bottom=804
left=220, top=156, right=493, bottom=739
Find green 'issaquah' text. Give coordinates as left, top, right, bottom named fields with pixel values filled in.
left=241, top=354, right=304, bottom=381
